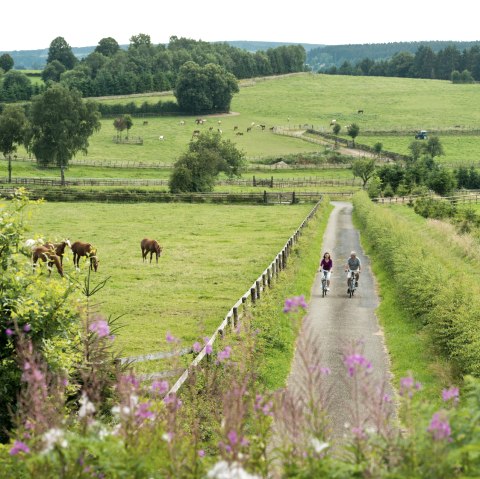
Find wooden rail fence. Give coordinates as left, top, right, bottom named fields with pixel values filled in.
left=163, top=200, right=323, bottom=395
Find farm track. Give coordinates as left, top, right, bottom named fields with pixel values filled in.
left=281, top=201, right=394, bottom=442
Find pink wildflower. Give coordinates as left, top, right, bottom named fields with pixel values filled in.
left=166, top=332, right=177, bottom=343
left=344, top=353, right=372, bottom=377
left=205, top=343, right=213, bottom=355
left=427, top=412, right=452, bottom=441
left=23, top=324, right=31, bottom=332
left=217, top=346, right=232, bottom=362
left=135, top=402, right=155, bottom=420
left=5, top=328, right=13, bottom=337
left=399, top=374, right=422, bottom=397
left=283, top=295, right=308, bottom=313
left=89, top=320, right=110, bottom=338
left=151, top=380, right=169, bottom=395
left=9, top=440, right=30, bottom=455
left=198, top=449, right=205, bottom=457
left=227, top=430, right=238, bottom=446
left=442, top=387, right=459, bottom=404
left=192, top=342, right=202, bottom=353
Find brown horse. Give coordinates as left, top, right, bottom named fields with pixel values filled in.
left=32, top=245, right=64, bottom=277
left=44, top=240, right=71, bottom=266
left=71, top=241, right=99, bottom=271
left=141, top=238, right=162, bottom=264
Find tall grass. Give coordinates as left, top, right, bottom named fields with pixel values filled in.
left=353, top=192, right=480, bottom=378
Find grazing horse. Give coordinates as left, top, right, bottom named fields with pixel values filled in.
left=357, top=110, right=364, bottom=114
left=45, top=240, right=71, bottom=266
left=71, top=241, right=99, bottom=272
left=141, top=238, right=162, bottom=264
left=32, top=245, right=64, bottom=277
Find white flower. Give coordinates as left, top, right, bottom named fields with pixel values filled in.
left=78, top=392, right=96, bottom=418
left=207, top=461, right=260, bottom=479
left=310, top=438, right=329, bottom=454
left=42, top=428, right=67, bottom=453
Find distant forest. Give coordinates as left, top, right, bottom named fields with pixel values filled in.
left=0, top=36, right=306, bottom=102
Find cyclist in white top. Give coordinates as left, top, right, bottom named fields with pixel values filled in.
left=344, top=251, right=361, bottom=287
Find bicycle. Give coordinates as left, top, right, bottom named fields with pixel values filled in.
left=346, top=270, right=358, bottom=298
left=321, top=269, right=329, bottom=297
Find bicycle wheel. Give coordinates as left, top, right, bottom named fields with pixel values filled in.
left=348, top=279, right=353, bottom=298
left=321, top=279, right=326, bottom=297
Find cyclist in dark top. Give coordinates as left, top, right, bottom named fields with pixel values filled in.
left=345, top=251, right=361, bottom=287
left=320, top=252, right=333, bottom=290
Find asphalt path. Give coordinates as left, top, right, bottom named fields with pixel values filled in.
left=285, top=201, right=394, bottom=442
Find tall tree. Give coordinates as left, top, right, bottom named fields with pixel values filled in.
left=0, top=70, right=32, bottom=101
left=174, top=61, right=238, bottom=114
left=0, top=104, right=28, bottom=182
left=352, top=158, right=376, bottom=188
left=169, top=131, right=245, bottom=192
left=347, top=123, right=360, bottom=148
left=0, top=53, right=14, bottom=72
left=47, top=36, right=78, bottom=70
left=28, top=84, right=101, bottom=185
left=41, top=59, right=66, bottom=83
left=95, top=37, right=120, bottom=57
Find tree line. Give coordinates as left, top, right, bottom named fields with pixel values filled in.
left=0, top=35, right=306, bottom=102
left=319, top=44, right=480, bottom=82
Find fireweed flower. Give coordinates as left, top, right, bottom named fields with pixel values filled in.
left=151, top=380, right=169, bottom=395
left=9, top=440, right=30, bottom=456
left=166, top=332, right=176, bottom=343
left=5, top=328, right=13, bottom=337
left=344, top=353, right=372, bottom=377
left=399, top=375, right=422, bottom=398
left=135, top=402, right=155, bottom=421
left=442, top=386, right=459, bottom=404
left=217, top=346, right=232, bottom=363
left=192, top=342, right=202, bottom=353
left=427, top=412, right=452, bottom=441
left=89, top=320, right=110, bottom=338
left=227, top=430, right=238, bottom=446
left=204, top=337, right=213, bottom=355
left=283, top=295, right=308, bottom=313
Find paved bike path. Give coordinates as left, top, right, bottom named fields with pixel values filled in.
left=286, top=201, right=394, bottom=441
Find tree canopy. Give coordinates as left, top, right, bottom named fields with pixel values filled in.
left=47, top=36, right=78, bottom=70
left=169, top=131, right=245, bottom=192
left=28, top=84, right=101, bottom=184
left=0, top=53, right=14, bottom=72
left=174, top=62, right=239, bottom=114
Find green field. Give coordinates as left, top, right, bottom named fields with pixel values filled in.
left=4, top=73, right=480, bottom=180
left=25, top=201, right=314, bottom=358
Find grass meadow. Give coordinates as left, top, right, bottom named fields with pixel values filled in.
left=6, top=73, right=480, bottom=182
left=24, top=201, right=315, bottom=361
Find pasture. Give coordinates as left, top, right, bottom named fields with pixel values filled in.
left=25, top=201, right=314, bottom=358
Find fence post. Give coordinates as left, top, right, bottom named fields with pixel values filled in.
left=253, top=175, right=256, bottom=187
left=264, top=190, right=267, bottom=204
left=250, top=287, right=256, bottom=304
left=256, top=280, right=261, bottom=300
left=267, top=268, right=272, bottom=287
left=271, top=176, right=274, bottom=188
left=233, top=307, right=238, bottom=330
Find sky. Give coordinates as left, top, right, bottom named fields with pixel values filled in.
left=2, top=0, right=479, bottom=52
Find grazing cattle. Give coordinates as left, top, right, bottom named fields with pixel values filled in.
left=195, top=118, right=202, bottom=124
left=158, top=135, right=165, bottom=141
left=71, top=241, right=99, bottom=272
left=357, top=110, right=364, bottom=114
left=32, top=245, right=64, bottom=277
left=269, top=126, right=275, bottom=131
left=209, top=127, right=214, bottom=131
left=141, top=238, right=163, bottom=264
left=260, top=124, right=266, bottom=130
left=236, top=132, right=244, bottom=136
left=143, top=121, right=149, bottom=126
left=217, top=120, right=222, bottom=125
left=179, top=120, right=185, bottom=126
left=192, top=130, right=200, bottom=137
left=44, top=240, right=71, bottom=266
left=330, top=119, right=337, bottom=126
left=246, top=127, right=252, bottom=132
left=233, top=126, right=238, bottom=131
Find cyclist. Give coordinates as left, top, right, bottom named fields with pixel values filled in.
left=344, top=251, right=361, bottom=289
left=320, top=252, right=333, bottom=290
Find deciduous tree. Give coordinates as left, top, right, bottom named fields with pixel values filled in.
left=28, top=84, right=101, bottom=185
left=95, top=37, right=120, bottom=57
left=352, top=158, right=376, bottom=188
left=169, top=131, right=245, bottom=192
left=347, top=123, right=360, bottom=148
left=0, top=105, right=28, bottom=182
left=47, top=36, right=78, bottom=70
left=0, top=53, right=14, bottom=72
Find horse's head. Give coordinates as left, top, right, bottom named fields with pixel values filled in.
left=64, top=239, right=71, bottom=249
left=156, top=243, right=163, bottom=256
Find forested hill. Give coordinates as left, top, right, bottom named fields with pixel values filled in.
left=2, top=41, right=324, bottom=70
left=306, top=41, right=480, bottom=70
